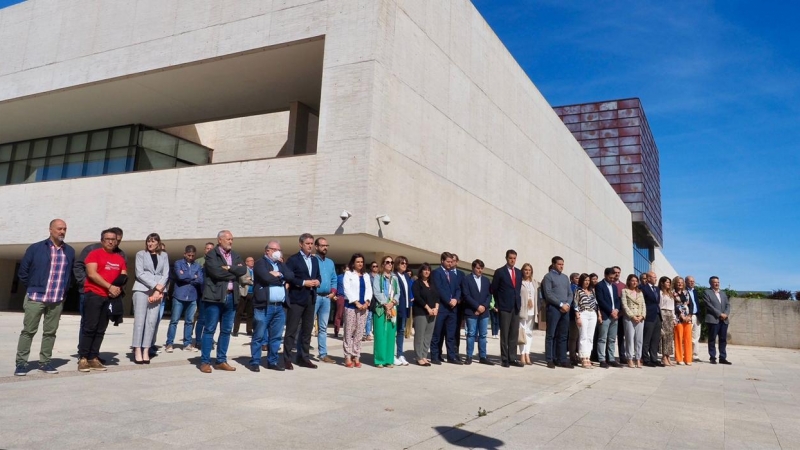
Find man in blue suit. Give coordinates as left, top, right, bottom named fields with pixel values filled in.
left=641, top=271, right=663, bottom=367
left=595, top=267, right=622, bottom=368
left=282, top=233, right=322, bottom=370
left=431, top=252, right=462, bottom=364
left=461, top=259, right=494, bottom=365
left=490, top=250, right=524, bottom=368
left=541, top=256, right=571, bottom=369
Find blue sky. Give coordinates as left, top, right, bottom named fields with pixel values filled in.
left=473, top=0, right=800, bottom=291
left=2, top=0, right=796, bottom=291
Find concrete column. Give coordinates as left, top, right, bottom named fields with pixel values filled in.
left=287, top=101, right=313, bottom=155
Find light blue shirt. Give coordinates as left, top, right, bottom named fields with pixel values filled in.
left=315, top=254, right=337, bottom=296
left=266, top=259, right=286, bottom=302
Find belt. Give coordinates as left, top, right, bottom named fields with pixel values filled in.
left=317, top=292, right=331, bottom=296
left=268, top=301, right=285, bottom=306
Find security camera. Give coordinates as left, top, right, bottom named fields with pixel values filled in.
left=340, top=210, right=352, bottom=220
left=376, top=214, right=391, bottom=225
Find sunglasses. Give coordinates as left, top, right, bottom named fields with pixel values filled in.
left=384, top=261, right=394, bottom=265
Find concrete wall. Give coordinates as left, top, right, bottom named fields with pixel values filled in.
left=728, top=298, right=800, bottom=349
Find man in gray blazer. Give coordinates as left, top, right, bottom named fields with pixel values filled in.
left=703, top=276, right=731, bottom=365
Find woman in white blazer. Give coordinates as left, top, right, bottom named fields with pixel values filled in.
left=342, top=253, right=373, bottom=368
left=132, top=233, right=170, bottom=364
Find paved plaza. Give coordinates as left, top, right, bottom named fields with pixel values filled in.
left=1, top=312, right=800, bottom=449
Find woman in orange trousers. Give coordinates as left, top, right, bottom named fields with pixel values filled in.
left=673, top=276, right=693, bottom=365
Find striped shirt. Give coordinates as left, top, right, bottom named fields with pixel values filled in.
left=572, top=288, right=597, bottom=313
left=28, top=241, right=68, bottom=303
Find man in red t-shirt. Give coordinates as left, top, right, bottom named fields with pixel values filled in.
left=78, top=229, right=127, bottom=372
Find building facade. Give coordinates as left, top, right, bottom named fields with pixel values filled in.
left=0, top=0, right=635, bottom=310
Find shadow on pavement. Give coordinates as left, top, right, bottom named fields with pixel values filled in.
left=433, top=426, right=504, bottom=449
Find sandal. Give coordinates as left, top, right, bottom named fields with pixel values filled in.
left=345, top=358, right=353, bottom=368
left=354, top=359, right=362, bottom=368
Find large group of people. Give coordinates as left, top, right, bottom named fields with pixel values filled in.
left=13, top=219, right=733, bottom=376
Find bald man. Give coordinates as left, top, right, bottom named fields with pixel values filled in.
left=15, top=219, right=76, bottom=376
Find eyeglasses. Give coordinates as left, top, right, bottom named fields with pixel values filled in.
left=384, top=261, right=394, bottom=265
left=102, top=238, right=116, bottom=242
left=267, top=247, right=280, bottom=251
left=317, top=244, right=329, bottom=248
left=371, top=265, right=378, bottom=268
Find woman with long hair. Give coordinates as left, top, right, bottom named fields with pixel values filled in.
left=411, top=263, right=438, bottom=366
left=519, top=263, right=537, bottom=365
left=658, top=276, right=676, bottom=366
left=622, top=274, right=646, bottom=368
left=673, top=276, right=693, bottom=365
left=393, top=256, right=413, bottom=366
left=131, top=233, right=169, bottom=364
left=342, top=253, right=373, bottom=368
left=372, top=256, right=399, bottom=368
left=573, top=273, right=599, bottom=369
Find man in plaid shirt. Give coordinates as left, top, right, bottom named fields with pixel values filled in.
left=14, top=219, right=76, bottom=376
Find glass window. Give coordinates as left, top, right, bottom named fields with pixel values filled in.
left=90, top=130, right=109, bottom=151
left=44, top=155, right=65, bottom=180
left=110, top=127, right=132, bottom=148
left=14, top=142, right=30, bottom=160
left=50, top=136, right=68, bottom=156
left=69, top=134, right=88, bottom=153
left=0, top=162, right=9, bottom=185
left=25, top=158, right=46, bottom=182
left=10, top=161, right=28, bottom=184
left=0, top=144, right=11, bottom=162
left=32, top=140, right=49, bottom=158
left=106, top=148, right=131, bottom=174
left=140, top=130, right=177, bottom=157
left=177, top=140, right=209, bottom=165
left=85, top=151, right=106, bottom=176
left=64, top=153, right=85, bottom=179
left=136, top=148, right=176, bottom=171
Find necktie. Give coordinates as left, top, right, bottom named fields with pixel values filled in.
left=445, top=270, right=450, bottom=283
left=510, top=268, right=516, bottom=288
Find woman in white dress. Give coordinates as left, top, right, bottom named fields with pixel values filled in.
left=518, top=263, right=538, bottom=365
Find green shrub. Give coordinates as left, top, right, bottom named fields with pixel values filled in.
left=768, top=290, right=792, bottom=300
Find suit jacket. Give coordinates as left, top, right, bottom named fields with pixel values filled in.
left=490, top=265, right=522, bottom=313
left=641, top=283, right=661, bottom=323
left=285, top=251, right=321, bottom=307
left=595, top=279, right=622, bottom=320
left=686, top=288, right=701, bottom=316
left=395, top=272, right=414, bottom=319
left=461, top=273, right=491, bottom=318
left=252, top=256, right=293, bottom=308
left=238, top=267, right=254, bottom=297
left=203, top=246, right=247, bottom=304
left=132, top=250, right=170, bottom=293
left=432, top=266, right=461, bottom=311
left=703, top=289, right=730, bottom=324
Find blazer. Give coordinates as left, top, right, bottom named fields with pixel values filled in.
left=285, top=251, right=321, bottom=307
left=395, top=272, right=414, bottom=319
left=621, top=288, right=646, bottom=319
left=520, top=280, right=538, bottom=319
left=18, top=238, right=76, bottom=300
left=203, top=245, right=247, bottom=304
left=461, top=273, right=491, bottom=318
left=686, top=288, right=701, bottom=316
left=641, top=283, right=661, bottom=323
left=490, top=265, right=522, bottom=314
left=238, top=267, right=254, bottom=297
left=432, top=266, right=461, bottom=310
left=703, top=289, right=730, bottom=324
left=172, top=258, right=203, bottom=302
left=412, top=278, right=438, bottom=316
left=343, top=270, right=373, bottom=307
left=132, top=250, right=170, bottom=294
left=252, top=257, right=293, bottom=308
left=595, top=279, right=622, bottom=320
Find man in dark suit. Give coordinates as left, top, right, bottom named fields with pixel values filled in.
left=595, top=267, right=622, bottom=368
left=282, top=233, right=322, bottom=370
left=452, top=254, right=467, bottom=355
left=200, top=230, right=247, bottom=373
left=541, top=256, right=572, bottom=369
left=640, top=271, right=663, bottom=367
left=490, top=249, right=524, bottom=368
left=431, top=252, right=462, bottom=364
left=250, top=241, right=294, bottom=372
left=685, top=275, right=701, bottom=362
left=704, top=276, right=732, bottom=365
left=461, top=259, right=493, bottom=365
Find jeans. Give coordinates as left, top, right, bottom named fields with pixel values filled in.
left=396, top=311, right=407, bottom=357
left=707, top=321, right=728, bottom=360
left=465, top=315, right=489, bottom=359
left=166, top=299, right=196, bottom=346
left=545, top=304, right=569, bottom=363
left=251, top=303, right=286, bottom=366
left=313, top=295, right=331, bottom=357
left=200, top=294, right=235, bottom=365
left=597, top=316, right=619, bottom=363
left=365, top=311, right=372, bottom=336
left=194, top=297, right=206, bottom=345
left=78, top=293, right=85, bottom=346
left=16, top=295, right=63, bottom=365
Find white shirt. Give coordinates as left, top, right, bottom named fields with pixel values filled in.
left=606, top=281, right=615, bottom=309
left=398, top=273, right=409, bottom=308
left=473, top=274, right=481, bottom=292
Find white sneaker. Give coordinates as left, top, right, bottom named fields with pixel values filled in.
left=677, top=361, right=685, bottom=366
left=399, top=356, right=409, bottom=366
left=394, top=357, right=402, bottom=366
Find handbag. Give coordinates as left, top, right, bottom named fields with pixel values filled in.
left=517, top=323, right=527, bottom=345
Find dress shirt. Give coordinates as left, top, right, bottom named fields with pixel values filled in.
left=28, top=241, right=68, bottom=303
left=267, top=259, right=286, bottom=302
left=220, top=247, right=233, bottom=291
left=301, top=251, right=313, bottom=275
left=473, top=274, right=481, bottom=292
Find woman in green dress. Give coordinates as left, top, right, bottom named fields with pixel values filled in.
left=372, top=256, right=399, bottom=368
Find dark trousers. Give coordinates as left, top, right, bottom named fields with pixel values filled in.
left=454, top=302, right=465, bottom=354
left=78, top=292, right=110, bottom=360
left=283, top=300, right=315, bottom=363
left=545, top=304, right=569, bottom=363
left=431, top=306, right=458, bottom=361
left=333, top=295, right=345, bottom=335
left=568, top=316, right=579, bottom=363
left=707, top=321, right=728, bottom=361
left=642, top=315, right=662, bottom=363
left=233, top=293, right=254, bottom=335
left=499, top=310, right=520, bottom=364
left=617, top=313, right=627, bottom=362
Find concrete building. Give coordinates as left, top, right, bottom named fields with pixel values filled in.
left=0, top=0, right=635, bottom=311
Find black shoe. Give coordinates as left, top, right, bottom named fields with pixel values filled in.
left=559, top=362, right=574, bottom=369
left=284, top=360, right=294, bottom=370
left=609, top=361, right=621, bottom=368
left=643, top=361, right=656, bottom=367
left=297, top=359, right=318, bottom=369
left=248, top=365, right=260, bottom=372
left=655, top=361, right=665, bottom=367
left=599, top=362, right=609, bottom=369
left=720, top=359, right=732, bottom=365
left=709, top=359, right=718, bottom=365
left=464, top=358, right=472, bottom=365
left=501, top=361, right=510, bottom=368
left=267, top=364, right=285, bottom=371
left=447, top=359, right=464, bottom=365
left=479, top=358, right=495, bottom=366
left=510, top=360, right=525, bottom=367
left=430, top=359, right=442, bottom=365
left=547, top=361, right=556, bottom=369
left=232, top=333, right=239, bottom=337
